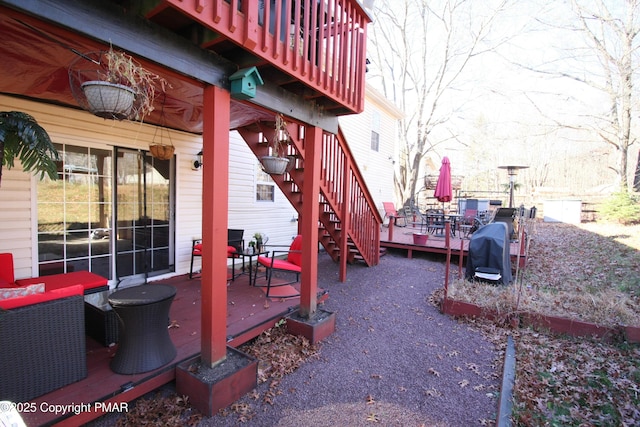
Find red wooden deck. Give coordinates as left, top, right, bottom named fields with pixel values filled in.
left=21, top=272, right=325, bottom=427
left=380, top=222, right=527, bottom=268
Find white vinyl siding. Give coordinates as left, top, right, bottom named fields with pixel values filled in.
left=339, top=86, right=403, bottom=215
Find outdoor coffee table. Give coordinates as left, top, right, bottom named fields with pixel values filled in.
left=108, top=284, right=177, bottom=374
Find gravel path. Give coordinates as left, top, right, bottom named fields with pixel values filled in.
left=200, top=250, right=502, bottom=427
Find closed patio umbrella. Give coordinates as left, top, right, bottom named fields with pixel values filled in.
left=434, top=156, right=452, bottom=204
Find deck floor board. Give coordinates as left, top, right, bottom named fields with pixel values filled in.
left=21, top=272, right=313, bottom=427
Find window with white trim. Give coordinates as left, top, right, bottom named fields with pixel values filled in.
left=371, top=110, right=381, bottom=152
left=256, top=162, right=275, bottom=202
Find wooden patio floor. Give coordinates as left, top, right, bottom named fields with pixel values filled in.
left=380, top=222, right=527, bottom=267
left=22, top=271, right=325, bottom=427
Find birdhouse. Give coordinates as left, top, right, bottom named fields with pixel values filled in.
left=228, top=66, right=264, bottom=100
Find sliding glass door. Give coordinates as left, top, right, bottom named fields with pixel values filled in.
left=115, top=148, right=175, bottom=283
left=37, top=144, right=175, bottom=285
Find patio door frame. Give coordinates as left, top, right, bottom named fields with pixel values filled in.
left=113, top=147, right=176, bottom=288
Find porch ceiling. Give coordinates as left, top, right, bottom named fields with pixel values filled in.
left=0, top=5, right=282, bottom=134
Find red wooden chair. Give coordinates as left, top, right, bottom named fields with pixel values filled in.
left=255, top=235, right=302, bottom=298
left=189, top=229, right=244, bottom=280
left=382, top=202, right=407, bottom=227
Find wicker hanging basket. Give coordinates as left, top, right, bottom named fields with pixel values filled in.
left=148, top=100, right=174, bottom=160
left=149, top=144, right=175, bottom=160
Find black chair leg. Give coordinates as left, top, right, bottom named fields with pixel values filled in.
left=189, top=251, right=195, bottom=279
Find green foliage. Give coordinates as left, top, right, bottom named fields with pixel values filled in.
left=599, top=191, right=640, bottom=225
left=0, top=111, right=59, bottom=183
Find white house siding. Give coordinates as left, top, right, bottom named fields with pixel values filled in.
left=1, top=87, right=395, bottom=280
left=0, top=164, right=33, bottom=280
left=188, top=131, right=299, bottom=275
left=228, top=132, right=299, bottom=244
left=339, top=86, right=403, bottom=217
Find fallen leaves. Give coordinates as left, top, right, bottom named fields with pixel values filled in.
left=115, top=392, right=202, bottom=427
left=439, top=221, right=640, bottom=426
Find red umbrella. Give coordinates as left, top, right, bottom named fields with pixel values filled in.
left=434, top=156, right=452, bottom=203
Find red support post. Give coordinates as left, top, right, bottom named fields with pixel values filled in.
left=299, top=125, right=322, bottom=318
left=201, top=85, right=231, bottom=366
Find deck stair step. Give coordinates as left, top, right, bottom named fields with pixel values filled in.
left=237, top=121, right=381, bottom=270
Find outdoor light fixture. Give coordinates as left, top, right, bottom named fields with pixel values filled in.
left=498, top=165, right=529, bottom=208
left=192, top=150, right=203, bottom=170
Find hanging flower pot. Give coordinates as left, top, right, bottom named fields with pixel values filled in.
left=80, top=81, right=136, bottom=119
left=261, top=156, right=290, bottom=174
left=149, top=144, right=175, bottom=160
left=69, top=47, right=170, bottom=122
left=149, top=105, right=175, bottom=160
left=260, top=114, right=292, bottom=175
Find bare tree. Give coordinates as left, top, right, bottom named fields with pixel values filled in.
left=367, top=0, right=511, bottom=206
left=522, top=0, right=640, bottom=192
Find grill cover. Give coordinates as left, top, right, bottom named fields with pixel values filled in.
left=466, top=222, right=512, bottom=284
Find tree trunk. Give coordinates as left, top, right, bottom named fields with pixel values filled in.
left=634, top=150, right=640, bottom=192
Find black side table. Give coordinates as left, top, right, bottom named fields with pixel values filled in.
left=238, top=250, right=268, bottom=286
left=84, top=289, right=119, bottom=346
left=108, top=284, right=177, bottom=374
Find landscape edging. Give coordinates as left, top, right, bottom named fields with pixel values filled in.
left=441, top=298, right=640, bottom=344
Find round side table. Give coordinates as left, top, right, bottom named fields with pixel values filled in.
left=108, top=284, right=177, bottom=374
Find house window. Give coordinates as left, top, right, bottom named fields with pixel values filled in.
left=371, top=110, right=381, bottom=152
left=256, top=163, right=275, bottom=202
left=370, top=130, right=380, bottom=152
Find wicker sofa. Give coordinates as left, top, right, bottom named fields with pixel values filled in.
left=0, top=284, right=87, bottom=402
left=0, top=253, right=103, bottom=402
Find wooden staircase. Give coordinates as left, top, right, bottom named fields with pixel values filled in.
left=237, top=120, right=381, bottom=268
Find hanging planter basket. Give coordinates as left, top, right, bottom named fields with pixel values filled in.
left=149, top=105, right=175, bottom=160
left=69, top=49, right=170, bottom=122
left=80, top=81, right=136, bottom=120
left=261, top=156, right=290, bottom=174
left=149, top=144, right=175, bottom=160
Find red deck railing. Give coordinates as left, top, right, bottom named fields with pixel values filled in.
left=161, top=0, right=370, bottom=114
left=239, top=119, right=381, bottom=269
left=320, top=127, right=380, bottom=265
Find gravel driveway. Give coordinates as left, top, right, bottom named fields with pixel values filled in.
left=200, top=250, right=502, bottom=427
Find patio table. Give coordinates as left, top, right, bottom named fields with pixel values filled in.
left=108, top=284, right=176, bottom=374
left=238, top=250, right=268, bottom=286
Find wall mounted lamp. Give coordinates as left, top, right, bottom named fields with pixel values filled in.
left=192, top=150, right=203, bottom=170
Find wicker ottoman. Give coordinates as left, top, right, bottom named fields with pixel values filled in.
left=108, top=284, right=176, bottom=374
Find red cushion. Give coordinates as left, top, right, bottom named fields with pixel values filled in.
left=287, top=235, right=303, bottom=267
left=193, top=243, right=202, bottom=256
left=0, top=279, right=16, bottom=288
left=0, top=284, right=83, bottom=310
left=257, top=256, right=302, bottom=273
left=194, top=244, right=237, bottom=257
left=16, top=271, right=108, bottom=292
left=0, top=253, right=15, bottom=285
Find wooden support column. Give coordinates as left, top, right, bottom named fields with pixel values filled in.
left=201, top=85, right=231, bottom=366
left=299, top=124, right=322, bottom=318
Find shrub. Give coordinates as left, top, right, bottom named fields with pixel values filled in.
left=598, top=191, right=640, bottom=224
